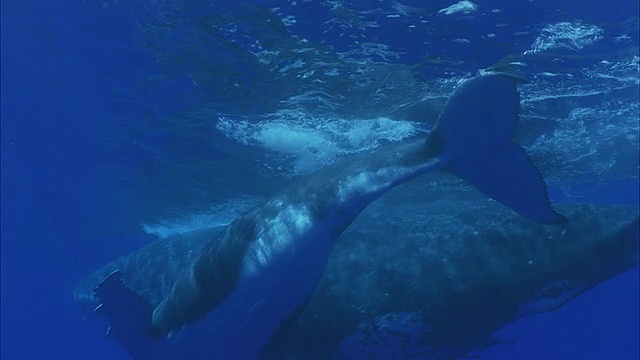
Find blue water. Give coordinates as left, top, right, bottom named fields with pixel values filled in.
left=1, top=1, right=638, bottom=359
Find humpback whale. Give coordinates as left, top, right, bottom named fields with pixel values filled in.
left=77, top=197, right=638, bottom=359
left=77, top=73, right=575, bottom=359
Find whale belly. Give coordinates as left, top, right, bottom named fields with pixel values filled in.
left=173, top=202, right=335, bottom=359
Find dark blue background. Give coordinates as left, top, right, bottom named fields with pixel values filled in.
left=1, top=1, right=637, bottom=359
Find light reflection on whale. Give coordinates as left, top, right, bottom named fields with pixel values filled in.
left=74, top=73, right=638, bottom=359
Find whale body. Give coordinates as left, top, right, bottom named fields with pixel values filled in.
left=262, top=200, right=638, bottom=359
left=77, top=200, right=638, bottom=359
left=77, top=73, right=571, bottom=359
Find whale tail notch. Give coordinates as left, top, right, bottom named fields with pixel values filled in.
left=429, top=72, right=566, bottom=224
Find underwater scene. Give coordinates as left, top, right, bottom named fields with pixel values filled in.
left=2, top=0, right=638, bottom=359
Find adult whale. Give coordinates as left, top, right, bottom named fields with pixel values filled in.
left=261, top=200, right=638, bottom=359
left=79, top=73, right=567, bottom=359
left=76, top=196, right=638, bottom=359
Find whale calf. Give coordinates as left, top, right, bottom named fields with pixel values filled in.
left=77, top=73, right=570, bottom=359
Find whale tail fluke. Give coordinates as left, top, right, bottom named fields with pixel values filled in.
left=94, top=271, right=175, bottom=360
left=430, top=72, right=566, bottom=224
left=449, top=143, right=566, bottom=224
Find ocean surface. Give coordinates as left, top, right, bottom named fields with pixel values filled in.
left=1, top=0, right=638, bottom=359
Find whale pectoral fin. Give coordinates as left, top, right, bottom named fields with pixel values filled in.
left=449, top=143, right=566, bottom=224
left=94, top=271, right=174, bottom=360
